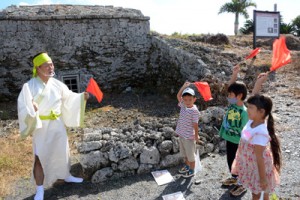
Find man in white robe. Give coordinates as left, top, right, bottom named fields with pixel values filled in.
left=17, top=52, right=89, bottom=200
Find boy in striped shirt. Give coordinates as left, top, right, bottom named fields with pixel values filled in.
left=175, top=82, right=200, bottom=178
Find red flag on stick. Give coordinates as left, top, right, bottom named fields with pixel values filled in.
left=270, top=36, right=291, bottom=71
left=86, top=78, right=103, bottom=103
left=245, top=48, right=261, bottom=60
left=194, top=82, right=213, bottom=101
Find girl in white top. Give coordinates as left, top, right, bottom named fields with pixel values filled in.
left=232, top=95, right=282, bottom=200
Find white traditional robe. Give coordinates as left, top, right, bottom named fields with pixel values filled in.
left=18, top=77, right=86, bottom=186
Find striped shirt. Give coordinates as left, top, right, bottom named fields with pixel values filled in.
left=175, top=102, right=200, bottom=140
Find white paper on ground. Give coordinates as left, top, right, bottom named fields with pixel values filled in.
left=151, top=170, right=174, bottom=186
left=162, top=191, right=185, bottom=200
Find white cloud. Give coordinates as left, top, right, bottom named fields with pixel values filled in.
left=19, top=0, right=61, bottom=6
left=19, top=2, right=30, bottom=6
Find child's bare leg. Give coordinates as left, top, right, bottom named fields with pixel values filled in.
left=185, top=157, right=189, bottom=167
left=189, top=161, right=195, bottom=170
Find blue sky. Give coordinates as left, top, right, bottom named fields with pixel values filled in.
left=1, top=0, right=299, bottom=35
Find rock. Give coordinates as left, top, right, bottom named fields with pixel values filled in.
left=102, top=134, right=111, bottom=140
left=82, top=128, right=102, bottom=142
left=137, top=164, right=153, bottom=174
left=140, top=146, right=160, bottom=165
left=148, top=131, right=162, bottom=140
left=110, top=170, right=135, bottom=180
left=77, top=141, right=102, bottom=153
left=160, top=153, right=184, bottom=168
left=285, top=34, right=300, bottom=51
left=161, top=126, right=175, bottom=139
left=199, top=110, right=213, bottom=124
left=131, top=142, right=145, bottom=158
left=118, top=156, right=139, bottom=171
left=91, top=167, right=113, bottom=183
left=207, top=106, right=225, bottom=120
left=205, top=143, right=215, bottom=153
left=80, top=151, right=109, bottom=177
left=219, top=140, right=226, bottom=152
left=101, top=140, right=115, bottom=152
left=158, top=140, right=173, bottom=154
left=108, top=144, right=131, bottom=162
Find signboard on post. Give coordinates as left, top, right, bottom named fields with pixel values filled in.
left=253, top=10, right=280, bottom=48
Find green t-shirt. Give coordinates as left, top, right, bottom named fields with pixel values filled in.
left=219, top=104, right=248, bottom=144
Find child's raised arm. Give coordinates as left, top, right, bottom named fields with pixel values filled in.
left=228, top=65, right=240, bottom=86
left=252, top=73, right=268, bottom=95
left=177, top=82, right=191, bottom=102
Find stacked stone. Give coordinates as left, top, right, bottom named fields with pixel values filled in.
left=77, top=106, right=226, bottom=183
left=0, top=5, right=151, bottom=100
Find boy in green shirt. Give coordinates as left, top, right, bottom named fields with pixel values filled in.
left=220, top=65, right=268, bottom=196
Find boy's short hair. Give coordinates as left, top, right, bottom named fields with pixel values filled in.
left=228, top=81, right=247, bottom=100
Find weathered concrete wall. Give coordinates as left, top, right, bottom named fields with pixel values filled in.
left=0, top=5, right=151, bottom=100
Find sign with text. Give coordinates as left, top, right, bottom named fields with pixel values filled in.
left=254, top=10, right=280, bottom=37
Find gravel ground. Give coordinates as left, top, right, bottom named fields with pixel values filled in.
left=4, top=66, right=300, bottom=200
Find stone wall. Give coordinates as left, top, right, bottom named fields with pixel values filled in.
left=77, top=106, right=225, bottom=183
left=0, top=5, right=151, bottom=100
left=144, top=36, right=211, bottom=95
left=0, top=5, right=216, bottom=101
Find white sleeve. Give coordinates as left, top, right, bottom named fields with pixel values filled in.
left=251, top=127, right=270, bottom=146
left=17, top=83, right=42, bottom=138
left=60, top=83, right=86, bottom=127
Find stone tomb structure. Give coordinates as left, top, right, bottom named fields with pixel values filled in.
left=0, top=5, right=210, bottom=101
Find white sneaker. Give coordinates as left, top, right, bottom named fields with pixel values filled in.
left=34, top=186, right=44, bottom=200
left=64, top=175, right=83, bottom=183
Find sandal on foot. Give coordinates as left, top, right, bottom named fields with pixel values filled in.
left=221, top=177, right=237, bottom=186
left=230, top=185, right=247, bottom=196
left=178, top=166, right=189, bottom=174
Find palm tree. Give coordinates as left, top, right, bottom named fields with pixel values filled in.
left=239, top=19, right=254, bottom=34
left=219, top=0, right=257, bottom=35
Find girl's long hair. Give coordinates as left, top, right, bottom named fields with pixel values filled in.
left=247, top=95, right=282, bottom=173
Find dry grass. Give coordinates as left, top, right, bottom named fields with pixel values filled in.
left=0, top=130, right=33, bottom=198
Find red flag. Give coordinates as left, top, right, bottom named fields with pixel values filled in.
left=245, top=48, right=261, bottom=60
left=270, top=36, right=291, bottom=71
left=86, top=78, right=103, bottom=103
left=194, top=82, right=213, bottom=101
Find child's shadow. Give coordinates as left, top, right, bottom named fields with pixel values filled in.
left=219, top=185, right=247, bottom=200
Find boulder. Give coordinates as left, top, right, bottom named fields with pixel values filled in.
left=158, top=140, right=173, bottom=154
left=91, top=167, right=113, bottom=183
left=108, top=144, right=131, bottom=162
left=140, top=146, right=160, bottom=165
left=82, top=128, right=103, bottom=142
left=118, top=157, right=139, bottom=171
left=137, top=164, right=154, bottom=174
left=80, top=151, right=109, bottom=177
left=77, top=141, right=102, bottom=153
left=205, top=143, right=215, bottom=153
